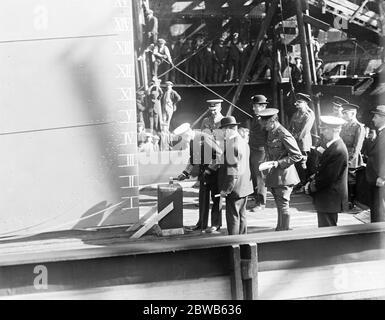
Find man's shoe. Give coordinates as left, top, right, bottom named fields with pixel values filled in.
left=185, top=225, right=200, bottom=231
left=251, top=205, right=266, bottom=212
left=205, top=226, right=220, bottom=233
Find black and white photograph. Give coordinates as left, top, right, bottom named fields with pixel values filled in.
left=1, top=0, right=385, bottom=304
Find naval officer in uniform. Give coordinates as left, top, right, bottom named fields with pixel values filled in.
left=340, top=103, right=366, bottom=209
left=288, top=93, right=315, bottom=191
left=175, top=123, right=223, bottom=233
left=308, top=116, right=348, bottom=227
left=258, top=108, right=303, bottom=231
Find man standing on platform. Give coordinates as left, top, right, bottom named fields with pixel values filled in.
left=365, top=105, right=385, bottom=222
left=161, top=81, right=181, bottom=127
left=340, top=103, right=366, bottom=209
left=246, top=95, right=268, bottom=211
left=175, top=123, right=223, bottom=233
left=331, top=96, right=349, bottom=118
left=288, top=93, right=315, bottom=192
left=308, top=116, right=348, bottom=227
left=259, top=109, right=302, bottom=231
left=218, top=117, right=254, bottom=235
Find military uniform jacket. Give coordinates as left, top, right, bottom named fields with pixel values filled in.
left=340, top=120, right=365, bottom=168
left=218, top=133, right=254, bottom=198
left=313, top=138, right=348, bottom=213
left=183, top=131, right=223, bottom=178
left=201, top=114, right=224, bottom=133
left=288, top=108, right=315, bottom=152
left=366, top=129, right=385, bottom=186
left=265, top=124, right=302, bottom=188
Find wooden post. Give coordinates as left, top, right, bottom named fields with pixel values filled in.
left=272, top=32, right=279, bottom=109
left=241, top=243, right=258, bottom=300
left=378, top=0, right=385, bottom=62
left=295, top=0, right=313, bottom=96
left=304, top=10, right=317, bottom=84
left=230, top=245, right=244, bottom=300
left=227, top=0, right=279, bottom=116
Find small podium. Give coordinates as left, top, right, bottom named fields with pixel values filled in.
left=157, top=179, right=184, bottom=236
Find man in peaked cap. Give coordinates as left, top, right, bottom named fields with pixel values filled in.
left=201, top=99, right=225, bottom=134
left=161, top=81, right=181, bottom=127
left=175, top=121, right=224, bottom=233
left=365, top=105, right=385, bottom=222
left=245, top=94, right=269, bottom=210
left=288, top=93, right=315, bottom=192
left=308, top=116, right=348, bottom=227
left=331, top=96, right=349, bottom=118
left=258, top=108, right=303, bottom=231
left=340, top=103, right=366, bottom=209
left=218, top=116, right=253, bottom=235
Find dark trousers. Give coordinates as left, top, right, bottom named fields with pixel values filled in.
left=295, top=151, right=309, bottom=187
left=369, top=185, right=385, bottom=222
left=225, top=196, right=248, bottom=235
left=213, top=62, right=226, bottom=83
left=197, top=172, right=222, bottom=230
left=317, top=212, right=338, bottom=227
left=348, top=168, right=358, bottom=204
left=249, top=149, right=267, bottom=205
left=271, top=186, right=293, bottom=231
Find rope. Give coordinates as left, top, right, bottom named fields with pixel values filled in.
left=162, top=58, right=253, bottom=118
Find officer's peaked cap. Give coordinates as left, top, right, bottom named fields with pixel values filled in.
left=319, top=116, right=346, bottom=128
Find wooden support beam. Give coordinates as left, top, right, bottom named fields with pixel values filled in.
left=349, top=0, right=369, bottom=23
left=227, top=0, right=279, bottom=116
left=241, top=243, right=258, bottom=300
left=295, top=0, right=313, bottom=97
left=230, top=245, right=244, bottom=300
left=130, top=203, right=174, bottom=239
left=303, top=14, right=331, bottom=31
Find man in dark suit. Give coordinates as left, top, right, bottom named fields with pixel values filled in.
left=218, top=117, right=254, bottom=235
left=308, top=116, right=348, bottom=227
left=245, top=94, right=268, bottom=210
left=365, top=105, right=385, bottom=222
left=258, top=108, right=303, bottom=231
left=175, top=123, right=223, bottom=233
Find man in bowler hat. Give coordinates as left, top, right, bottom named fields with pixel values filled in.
left=218, top=116, right=253, bottom=235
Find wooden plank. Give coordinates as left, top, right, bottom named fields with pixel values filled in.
left=1, top=222, right=385, bottom=267
left=303, top=14, right=330, bottom=31
left=230, top=245, right=244, bottom=300
left=126, top=205, right=158, bottom=232
left=258, top=259, right=385, bottom=300
left=0, top=276, right=232, bottom=300
left=130, top=203, right=174, bottom=239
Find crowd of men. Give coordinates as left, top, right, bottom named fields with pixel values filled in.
left=139, top=1, right=320, bottom=85
left=168, top=95, right=385, bottom=236
left=136, top=79, right=182, bottom=152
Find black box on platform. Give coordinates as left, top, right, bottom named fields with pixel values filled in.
left=157, top=180, right=184, bottom=236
